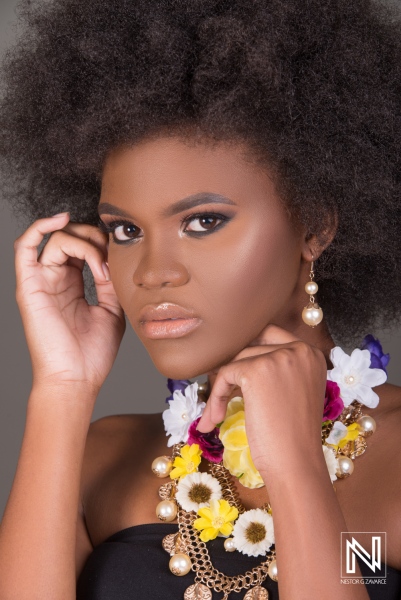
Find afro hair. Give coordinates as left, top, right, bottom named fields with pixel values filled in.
left=1, top=0, right=401, bottom=345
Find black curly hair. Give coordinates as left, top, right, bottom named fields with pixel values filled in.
left=1, top=0, right=401, bottom=345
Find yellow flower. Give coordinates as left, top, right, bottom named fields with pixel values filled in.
left=338, top=423, right=360, bottom=449
left=193, top=499, right=239, bottom=542
left=219, top=397, right=264, bottom=489
left=170, top=444, right=202, bottom=480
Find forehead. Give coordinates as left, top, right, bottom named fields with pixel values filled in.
left=100, top=136, right=280, bottom=210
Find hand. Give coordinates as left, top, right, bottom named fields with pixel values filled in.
left=196, top=325, right=328, bottom=476
left=14, top=212, right=126, bottom=394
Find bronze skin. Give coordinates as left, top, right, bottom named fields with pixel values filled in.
left=98, top=135, right=336, bottom=382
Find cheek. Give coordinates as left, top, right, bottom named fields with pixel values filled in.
left=194, top=216, right=300, bottom=336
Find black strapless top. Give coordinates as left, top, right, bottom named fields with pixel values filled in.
left=76, top=523, right=401, bottom=599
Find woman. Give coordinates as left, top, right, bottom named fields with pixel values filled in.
left=0, top=0, right=400, bottom=598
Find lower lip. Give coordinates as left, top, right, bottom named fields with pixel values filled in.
left=140, top=318, right=202, bottom=339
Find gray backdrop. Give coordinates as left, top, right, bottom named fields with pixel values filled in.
left=1, top=0, right=400, bottom=520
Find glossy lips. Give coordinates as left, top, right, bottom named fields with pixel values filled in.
left=139, top=303, right=202, bottom=339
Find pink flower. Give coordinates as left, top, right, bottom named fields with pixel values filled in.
left=188, top=417, right=224, bottom=463
left=323, top=381, right=344, bottom=421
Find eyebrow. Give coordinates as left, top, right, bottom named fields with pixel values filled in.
left=97, top=192, right=237, bottom=219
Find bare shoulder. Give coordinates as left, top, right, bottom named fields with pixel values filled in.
left=371, top=382, right=401, bottom=431
left=80, top=412, right=163, bottom=496
left=80, top=412, right=168, bottom=547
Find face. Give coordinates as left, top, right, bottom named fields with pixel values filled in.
left=98, top=136, right=307, bottom=379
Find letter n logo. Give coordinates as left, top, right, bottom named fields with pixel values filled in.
left=341, top=532, right=387, bottom=579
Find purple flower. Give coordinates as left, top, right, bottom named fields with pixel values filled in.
left=323, top=381, right=344, bottom=421
left=165, top=378, right=192, bottom=403
left=188, top=417, right=224, bottom=463
left=360, top=334, right=390, bottom=374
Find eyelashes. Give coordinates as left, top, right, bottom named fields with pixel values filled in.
left=98, top=212, right=230, bottom=245
left=98, top=218, right=140, bottom=244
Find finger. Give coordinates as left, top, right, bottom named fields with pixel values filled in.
left=37, top=229, right=107, bottom=279
left=248, top=323, right=301, bottom=347
left=197, top=359, right=250, bottom=433
left=198, top=341, right=303, bottom=432
left=39, top=245, right=86, bottom=273
left=63, top=223, right=109, bottom=275
left=59, top=221, right=109, bottom=252
left=230, top=341, right=297, bottom=363
left=39, top=222, right=108, bottom=272
left=51, top=225, right=121, bottom=315
left=14, top=213, right=71, bottom=275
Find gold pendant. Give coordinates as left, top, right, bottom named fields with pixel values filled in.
left=244, top=586, right=269, bottom=599
left=184, top=583, right=212, bottom=599
left=162, top=532, right=186, bottom=555
left=159, top=481, right=174, bottom=500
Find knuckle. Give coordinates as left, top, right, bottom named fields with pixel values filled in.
left=275, top=346, right=295, bottom=367
left=293, top=340, right=311, bottom=356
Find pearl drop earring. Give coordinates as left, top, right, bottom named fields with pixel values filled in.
left=301, top=259, right=323, bottom=327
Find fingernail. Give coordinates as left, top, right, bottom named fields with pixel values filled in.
left=102, top=262, right=110, bottom=281
left=51, top=211, right=69, bottom=218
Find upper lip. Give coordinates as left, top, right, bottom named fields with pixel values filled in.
left=139, top=302, right=198, bottom=322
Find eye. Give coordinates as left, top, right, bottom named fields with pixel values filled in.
left=182, top=212, right=228, bottom=234
left=98, top=218, right=141, bottom=244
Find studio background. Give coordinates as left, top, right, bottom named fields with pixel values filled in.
left=1, top=0, right=400, bottom=519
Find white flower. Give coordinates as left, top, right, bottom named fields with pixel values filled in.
left=162, top=382, right=206, bottom=447
left=327, top=347, right=387, bottom=408
left=232, top=508, right=274, bottom=557
left=325, top=421, right=347, bottom=446
left=175, top=472, right=222, bottom=512
left=323, top=444, right=339, bottom=482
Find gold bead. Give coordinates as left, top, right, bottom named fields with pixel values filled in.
left=305, top=281, right=318, bottom=295
left=224, top=538, right=236, bottom=552
left=336, top=455, right=354, bottom=478
left=151, top=456, right=173, bottom=478
left=356, top=415, right=376, bottom=436
left=268, top=559, right=278, bottom=581
left=302, top=303, right=323, bottom=327
left=169, top=553, right=192, bottom=576
left=156, top=499, right=177, bottom=522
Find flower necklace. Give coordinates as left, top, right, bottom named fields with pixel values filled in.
left=151, top=336, right=389, bottom=600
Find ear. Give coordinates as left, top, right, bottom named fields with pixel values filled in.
left=301, top=210, right=338, bottom=262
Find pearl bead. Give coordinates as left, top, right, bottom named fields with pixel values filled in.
left=151, top=456, right=173, bottom=478
left=356, top=415, right=376, bottom=436
left=224, top=538, right=237, bottom=552
left=268, top=559, right=278, bottom=581
left=336, top=455, right=354, bottom=478
left=156, top=500, right=177, bottom=522
left=301, top=304, right=323, bottom=327
left=169, top=553, right=192, bottom=576
left=198, top=382, right=209, bottom=394
left=305, top=281, right=318, bottom=295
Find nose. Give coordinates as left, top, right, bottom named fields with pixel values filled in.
left=132, top=244, right=189, bottom=289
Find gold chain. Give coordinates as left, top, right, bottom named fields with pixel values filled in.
left=164, top=398, right=368, bottom=598
left=177, top=503, right=275, bottom=597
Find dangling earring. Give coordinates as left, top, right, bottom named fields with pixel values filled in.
left=301, top=259, right=323, bottom=327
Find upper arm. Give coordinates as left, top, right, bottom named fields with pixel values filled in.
left=74, top=415, right=115, bottom=581
left=74, top=414, right=138, bottom=581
